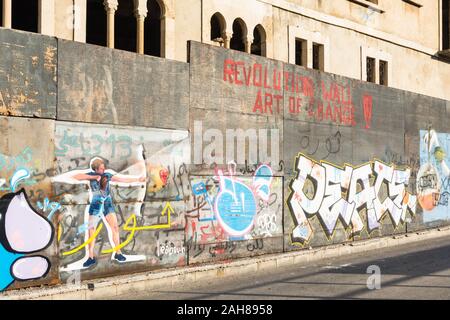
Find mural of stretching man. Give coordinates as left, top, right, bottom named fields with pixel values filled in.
left=53, top=145, right=147, bottom=271
left=73, top=158, right=146, bottom=268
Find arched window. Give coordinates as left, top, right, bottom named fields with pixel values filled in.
left=230, top=19, right=247, bottom=52
left=12, top=0, right=38, bottom=33
left=251, top=25, right=266, bottom=56
left=144, top=0, right=162, bottom=57
left=115, top=0, right=136, bottom=53
left=86, top=0, right=107, bottom=46
left=210, top=12, right=225, bottom=45
left=0, top=0, right=3, bottom=27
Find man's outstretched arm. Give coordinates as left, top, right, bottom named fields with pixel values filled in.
left=73, top=173, right=100, bottom=181
left=111, top=175, right=146, bottom=183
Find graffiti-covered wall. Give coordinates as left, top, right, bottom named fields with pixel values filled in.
left=1, top=28, right=449, bottom=292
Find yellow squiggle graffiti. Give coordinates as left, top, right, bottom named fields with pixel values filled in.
left=60, top=203, right=174, bottom=256
left=126, top=202, right=173, bottom=231
left=101, top=214, right=137, bottom=254
left=62, top=223, right=104, bottom=256
left=101, top=203, right=174, bottom=252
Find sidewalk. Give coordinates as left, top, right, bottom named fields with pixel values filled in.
left=2, top=226, right=450, bottom=300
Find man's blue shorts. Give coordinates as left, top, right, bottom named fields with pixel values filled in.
left=89, top=195, right=115, bottom=216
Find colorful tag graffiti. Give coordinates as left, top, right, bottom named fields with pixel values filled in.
left=214, top=163, right=258, bottom=236
left=213, top=163, right=273, bottom=236
left=288, top=153, right=417, bottom=245
left=417, top=129, right=450, bottom=222
left=185, top=162, right=282, bottom=262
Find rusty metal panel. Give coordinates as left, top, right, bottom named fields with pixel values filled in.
left=0, top=116, right=59, bottom=291
left=57, top=39, right=189, bottom=130
left=0, top=28, right=57, bottom=118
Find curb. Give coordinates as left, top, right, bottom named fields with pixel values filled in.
left=2, top=226, right=450, bottom=300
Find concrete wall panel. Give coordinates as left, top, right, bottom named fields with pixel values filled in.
left=57, top=40, right=189, bottom=130
left=53, top=121, right=189, bottom=281
left=189, top=42, right=283, bottom=173
left=0, top=29, right=57, bottom=118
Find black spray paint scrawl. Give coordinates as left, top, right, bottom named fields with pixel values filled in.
left=0, top=189, right=54, bottom=291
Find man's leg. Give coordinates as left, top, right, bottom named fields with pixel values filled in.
left=105, top=212, right=121, bottom=254
left=88, top=215, right=100, bottom=258
left=80, top=214, right=101, bottom=268
left=88, top=230, right=96, bottom=258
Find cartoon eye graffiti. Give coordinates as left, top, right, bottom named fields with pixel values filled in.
left=0, top=189, right=54, bottom=291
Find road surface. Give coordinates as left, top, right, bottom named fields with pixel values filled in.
left=111, top=235, right=450, bottom=300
